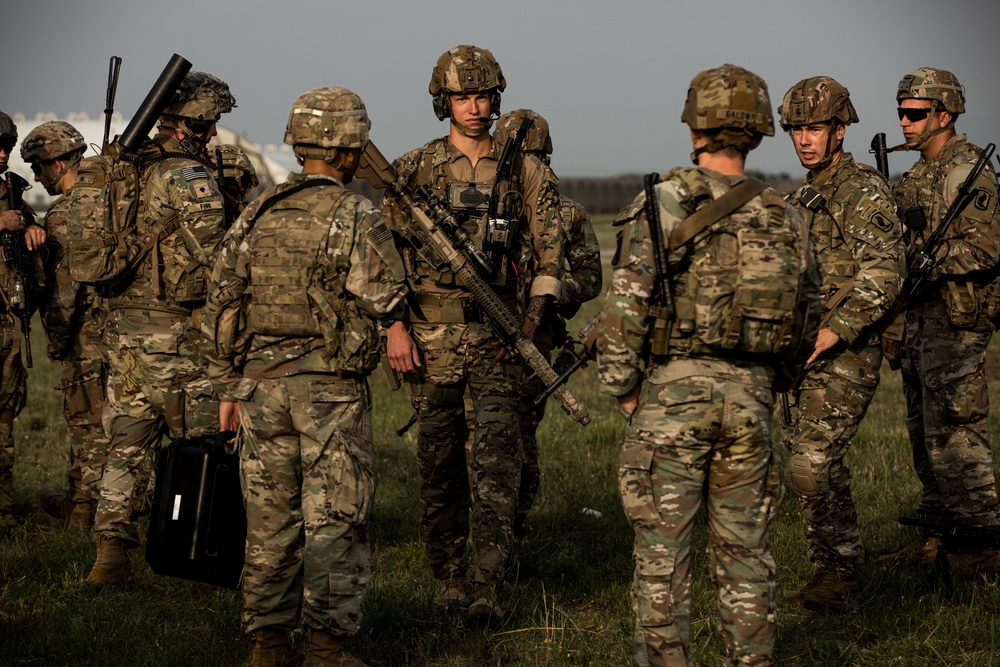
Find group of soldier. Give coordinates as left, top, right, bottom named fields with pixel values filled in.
left=0, top=43, right=998, bottom=667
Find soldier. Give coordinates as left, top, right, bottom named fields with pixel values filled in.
left=776, top=77, right=905, bottom=609
left=489, top=108, right=602, bottom=544
left=879, top=68, right=1000, bottom=572
left=85, top=71, right=235, bottom=585
left=597, top=65, right=821, bottom=666
left=0, top=109, right=45, bottom=532
left=202, top=87, right=408, bottom=667
left=381, top=45, right=564, bottom=621
left=211, top=142, right=259, bottom=228
left=20, top=120, right=112, bottom=530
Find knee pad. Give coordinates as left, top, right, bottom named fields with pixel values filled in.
left=785, top=453, right=822, bottom=498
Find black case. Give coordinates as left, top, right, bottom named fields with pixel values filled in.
left=145, top=434, right=246, bottom=589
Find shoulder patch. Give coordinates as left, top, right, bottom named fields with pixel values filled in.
left=180, top=165, right=210, bottom=182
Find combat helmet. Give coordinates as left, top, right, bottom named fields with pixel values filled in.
left=778, top=76, right=858, bottom=131
left=284, top=87, right=371, bottom=168
left=214, top=143, right=259, bottom=191
left=429, top=45, right=506, bottom=122
left=897, top=68, right=965, bottom=114
left=21, top=121, right=87, bottom=163
left=163, top=71, right=236, bottom=122
left=682, top=64, right=774, bottom=160
left=494, top=109, right=553, bottom=160
left=0, top=109, right=16, bottom=153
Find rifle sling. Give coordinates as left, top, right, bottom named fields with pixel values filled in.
left=668, top=177, right=768, bottom=249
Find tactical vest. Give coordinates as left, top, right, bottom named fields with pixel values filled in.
left=657, top=168, right=809, bottom=357
left=245, top=184, right=380, bottom=374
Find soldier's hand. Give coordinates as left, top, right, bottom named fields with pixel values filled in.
left=23, top=224, right=46, bottom=251
left=617, top=385, right=641, bottom=417
left=0, top=209, right=25, bottom=232
left=386, top=321, right=421, bottom=373
left=807, top=327, right=841, bottom=365
left=219, top=401, right=241, bottom=434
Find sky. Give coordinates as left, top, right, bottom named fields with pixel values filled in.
left=4, top=0, right=999, bottom=178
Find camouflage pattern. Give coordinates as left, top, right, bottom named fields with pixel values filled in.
left=428, top=45, right=506, bottom=121
left=681, top=64, right=775, bottom=138
left=782, top=153, right=904, bottom=574
left=380, top=131, right=564, bottom=592
left=893, top=134, right=1000, bottom=525
left=215, top=143, right=258, bottom=190
left=897, top=67, right=966, bottom=114
left=493, top=109, right=553, bottom=156
left=777, top=77, right=859, bottom=131
left=598, top=166, right=820, bottom=667
left=39, top=182, right=110, bottom=506
left=201, top=170, right=406, bottom=636
left=162, top=71, right=236, bottom=121
left=20, top=121, right=86, bottom=163
left=94, top=133, right=227, bottom=546
left=283, top=87, right=371, bottom=150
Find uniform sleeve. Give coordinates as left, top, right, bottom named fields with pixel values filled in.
left=522, top=158, right=564, bottom=298
left=560, top=200, right=604, bottom=309
left=597, top=192, right=653, bottom=397
left=935, top=160, right=1000, bottom=277
left=345, top=201, right=408, bottom=318
left=38, top=200, right=84, bottom=360
left=826, top=175, right=906, bottom=345
left=158, top=163, right=228, bottom=270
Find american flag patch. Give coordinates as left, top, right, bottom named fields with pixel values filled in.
left=181, top=165, right=209, bottom=181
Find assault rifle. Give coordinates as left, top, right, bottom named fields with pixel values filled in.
left=898, top=515, right=1000, bottom=592
left=869, top=132, right=890, bottom=179
left=357, top=141, right=591, bottom=426
left=644, top=172, right=674, bottom=357
left=903, top=142, right=995, bottom=305
left=2, top=172, right=34, bottom=368
left=103, top=56, right=123, bottom=150
left=484, top=116, right=532, bottom=280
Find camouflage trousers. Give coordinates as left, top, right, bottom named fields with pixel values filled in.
left=58, top=353, right=110, bottom=504
left=237, top=373, right=374, bottom=637
left=96, top=309, right=218, bottom=545
left=781, top=343, right=882, bottom=573
left=409, top=320, right=522, bottom=588
left=620, top=360, right=780, bottom=667
left=901, top=301, right=1000, bottom=524
left=0, top=314, right=27, bottom=519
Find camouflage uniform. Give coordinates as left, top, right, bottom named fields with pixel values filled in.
left=894, top=134, right=1000, bottom=524
left=39, top=170, right=111, bottom=510
left=0, top=110, right=39, bottom=527
left=202, top=88, right=407, bottom=655
left=381, top=47, right=564, bottom=605
left=598, top=65, right=821, bottom=667
left=777, top=78, right=905, bottom=595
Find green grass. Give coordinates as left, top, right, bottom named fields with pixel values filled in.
left=3, top=214, right=1000, bottom=665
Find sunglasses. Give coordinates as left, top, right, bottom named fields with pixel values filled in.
left=897, top=107, right=932, bottom=122
left=0, top=139, right=15, bottom=154
left=30, top=160, right=54, bottom=175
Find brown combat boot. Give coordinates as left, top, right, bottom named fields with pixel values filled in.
left=249, top=627, right=301, bottom=667
left=875, top=533, right=939, bottom=568
left=792, top=569, right=860, bottom=611
left=85, top=535, right=130, bottom=587
left=39, top=488, right=74, bottom=520
left=466, top=587, right=503, bottom=624
left=432, top=578, right=466, bottom=609
left=68, top=501, right=93, bottom=530
left=302, top=629, right=367, bottom=667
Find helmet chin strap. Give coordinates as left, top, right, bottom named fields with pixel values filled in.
left=451, top=115, right=494, bottom=139
left=801, top=128, right=841, bottom=172
left=906, top=105, right=952, bottom=149
left=177, top=119, right=211, bottom=158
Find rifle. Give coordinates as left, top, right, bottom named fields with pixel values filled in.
left=903, top=142, right=996, bottom=304
left=357, top=141, right=591, bottom=426
left=103, top=56, right=123, bottom=150
left=870, top=132, right=890, bottom=179
left=215, top=146, right=229, bottom=228
left=898, top=515, right=1000, bottom=592
left=534, top=311, right=600, bottom=407
left=2, top=173, right=34, bottom=368
left=484, top=117, right=532, bottom=280
left=643, top=172, right=674, bottom=357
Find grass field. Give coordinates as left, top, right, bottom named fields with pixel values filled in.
left=3, top=214, right=1000, bottom=666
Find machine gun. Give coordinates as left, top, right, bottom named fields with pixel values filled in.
left=357, top=141, right=591, bottom=426
left=1, top=173, right=34, bottom=368
left=903, top=142, right=995, bottom=304
left=898, top=515, right=1000, bottom=593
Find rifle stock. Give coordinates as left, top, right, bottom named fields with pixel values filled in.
left=359, top=142, right=591, bottom=426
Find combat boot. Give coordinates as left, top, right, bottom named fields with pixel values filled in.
left=792, top=569, right=860, bottom=611
left=302, top=629, right=367, bottom=667
left=466, top=587, right=503, bottom=624
left=875, top=533, right=939, bottom=568
left=432, top=578, right=466, bottom=609
left=67, top=501, right=93, bottom=530
left=948, top=549, right=1000, bottom=577
left=249, top=627, right=301, bottom=667
left=39, top=488, right=73, bottom=520
left=85, top=535, right=130, bottom=587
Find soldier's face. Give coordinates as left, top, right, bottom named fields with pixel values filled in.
left=789, top=122, right=842, bottom=170
left=0, top=141, right=11, bottom=173
left=31, top=159, right=63, bottom=196
left=898, top=99, right=938, bottom=149
left=449, top=92, right=491, bottom=135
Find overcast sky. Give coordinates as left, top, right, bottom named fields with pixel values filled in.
left=5, top=0, right=999, bottom=178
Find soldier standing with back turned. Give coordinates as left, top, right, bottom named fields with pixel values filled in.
left=878, top=68, right=1000, bottom=574
left=597, top=65, right=821, bottom=666
left=777, top=77, right=905, bottom=610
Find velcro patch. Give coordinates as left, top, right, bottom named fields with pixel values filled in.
left=181, top=165, right=209, bottom=182
left=974, top=188, right=994, bottom=212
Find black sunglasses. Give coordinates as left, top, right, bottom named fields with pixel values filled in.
left=0, top=139, right=15, bottom=154
left=897, top=107, right=932, bottom=122
left=30, top=160, right=54, bottom=175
